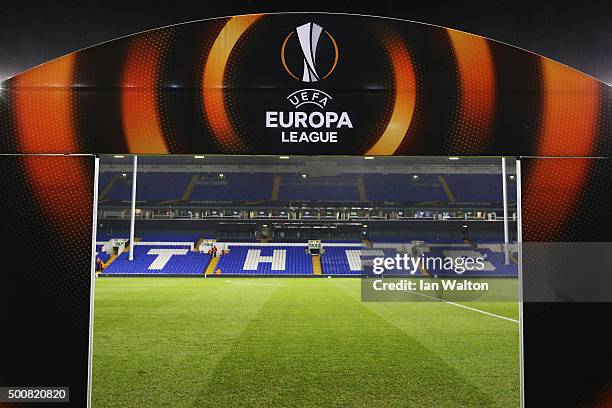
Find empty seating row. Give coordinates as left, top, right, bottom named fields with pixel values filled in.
left=278, top=175, right=360, bottom=201
left=369, top=237, right=467, bottom=244
left=102, top=173, right=192, bottom=201
left=214, top=246, right=312, bottom=275
left=363, top=174, right=447, bottom=202
left=422, top=247, right=518, bottom=277
left=444, top=174, right=517, bottom=202
left=99, top=172, right=516, bottom=203
left=95, top=245, right=110, bottom=263
left=102, top=244, right=211, bottom=275
left=189, top=174, right=274, bottom=201
left=96, top=233, right=130, bottom=242
left=321, top=247, right=410, bottom=275
left=138, top=234, right=201, bottom=244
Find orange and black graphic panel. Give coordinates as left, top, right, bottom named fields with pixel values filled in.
left=521, top=157, right=612, bottom=407
left=0, top=13, right=609, bottom=156
left=0, top=155, right=94, bottom=408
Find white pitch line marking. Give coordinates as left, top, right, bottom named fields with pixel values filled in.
left=412, top=292, right=519, bottom=323
left=223, top=279, right=518, bottom=323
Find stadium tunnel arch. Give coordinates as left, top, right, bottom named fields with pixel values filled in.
left=0, top=12, right=610, bottom=408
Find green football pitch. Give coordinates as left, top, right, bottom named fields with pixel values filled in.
left=92, top=278, right=520, bottom=407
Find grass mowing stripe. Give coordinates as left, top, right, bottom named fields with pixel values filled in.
left=328, top=277, right=520, bottom=322
left=332, top=280, right=520, bottom=407
left=93, top=278, right=520, bottom=407
left=194, top=280, right=498, bottom=407
left=92, top=278, right=278, bottom=408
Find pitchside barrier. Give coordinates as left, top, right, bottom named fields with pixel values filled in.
left=133, top=241, right=195, bottom=250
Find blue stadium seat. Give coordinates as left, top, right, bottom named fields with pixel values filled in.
left=444, top=174, right=517, bottom=202
left=278, top=174, right=360, bottom=201
left=102, top=244, right=211, bottom=275
left=103, top=172, right=192, bottom=201
left=214, top=246, right=312, bottom=274
left=189, top=174, right=273, bottom=201
left=363, top=174, right=447, bottom=202
left=139, top=234, right=201, bottom=244
left=422, top=246, right=518, bottom=277
left=321, top=247, right=409, bottom=275
left=95, top=245, right=110, bottom=263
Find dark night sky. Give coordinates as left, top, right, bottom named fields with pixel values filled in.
left=1, top=0, right=611, bottom=84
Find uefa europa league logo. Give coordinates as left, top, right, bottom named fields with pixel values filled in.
left=281, top=22, right=339, bottom=82
left=296, top=22, right=324, bottom=82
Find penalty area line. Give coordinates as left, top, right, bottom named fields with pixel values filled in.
left=412, top=292, right=519, bottom=323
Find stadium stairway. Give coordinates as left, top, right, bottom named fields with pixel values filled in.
left=271, top=175, right=281, bottom=200
left=419, top=263, right=430, bottom=276
left=99, top=174, right=119, bottom=201
left=100, top=254, right=119, bottom=273
left=357, top=175, right=368, bottom=201
left=205, top=257, right=220, bottom=275
left=438, top=175, right=456, bottom=202
left=312, top=255, right=322, bottom=275
left=181, top=175, right=198, bottom=201
left=122, top=237, right=141, bottom=257
left=96, top=239, right=130, bottom=273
